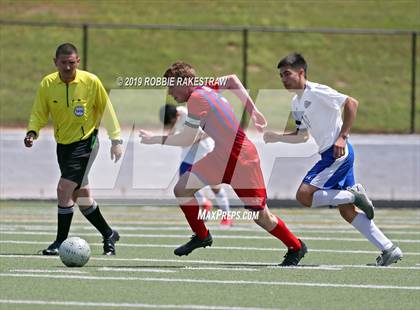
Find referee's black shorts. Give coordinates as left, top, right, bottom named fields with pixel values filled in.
left=56, top=131, right=99, bottom=189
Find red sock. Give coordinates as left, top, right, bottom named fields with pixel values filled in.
left=269, top=216, right=301, bottom=251
left=180, top=198, right=208, bottom=240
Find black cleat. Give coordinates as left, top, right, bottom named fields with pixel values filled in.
left=279, top=239, right=308, bottom=266
left=103, top=230, right=120, bottom=255
left=174, top=232, right=213, bottom=256
left=42, top=240, right=61, bottom=256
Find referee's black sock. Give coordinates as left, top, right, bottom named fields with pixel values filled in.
left=56, top=205, right=74, bottom=243
left=80, top=201, right=113, bottom=238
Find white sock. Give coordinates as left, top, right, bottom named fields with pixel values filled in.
left=194, top=191, right=207, bottom=205
left=351, top=213, right=393, bottom=251
left=214, top=188, right=230, bottom=212
left=311, top=190, right=355, bottom=208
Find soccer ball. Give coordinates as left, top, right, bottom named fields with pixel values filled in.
left=59, top=237, right=91, bottom=267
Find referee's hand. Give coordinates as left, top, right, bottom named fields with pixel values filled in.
left=24, top=132, right=35, bottom=148
left=110, top=144, right=122, bottom=163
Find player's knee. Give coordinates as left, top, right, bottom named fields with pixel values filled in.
left=173, top=184, right=186, bottom=198
left=57, top=184, right=70, bottom=199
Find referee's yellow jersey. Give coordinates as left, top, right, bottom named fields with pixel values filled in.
left=27, top=69, right=121, bottom=145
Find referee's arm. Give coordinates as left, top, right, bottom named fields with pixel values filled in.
left=25, top=83, right=49, bottom=147
left=95, top=78, right=121, bottom=140
left=95, top=78, right=122, bottom=162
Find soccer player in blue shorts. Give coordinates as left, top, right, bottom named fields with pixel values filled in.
left=264, top=53, right=402, bottom=266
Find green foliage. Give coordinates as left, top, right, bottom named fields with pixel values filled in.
left=0, top=0, right=419, bottom=132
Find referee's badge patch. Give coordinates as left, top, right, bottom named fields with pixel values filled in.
left=74, top=106, right=85, bottom=117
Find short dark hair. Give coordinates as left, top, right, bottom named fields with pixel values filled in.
left=163, top=61, right=196, bottom=79
left=55, top=43, right=78, bottom=58
left=159, top=103, right=178, bottom=126
left=277, top=53, right=307, bottom=78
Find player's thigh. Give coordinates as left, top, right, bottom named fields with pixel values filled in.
left=174, top=171, right=207, bottom=198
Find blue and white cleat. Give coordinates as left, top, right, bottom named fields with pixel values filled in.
left=376, top=245, right=403, bottom=266
left=347, top=183, right=375, bottom=220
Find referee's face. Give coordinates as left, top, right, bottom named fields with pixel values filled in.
left=54, top=53, right=80, bottom=83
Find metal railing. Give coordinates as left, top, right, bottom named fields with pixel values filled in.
left=1, top=20, right=419, bottom=132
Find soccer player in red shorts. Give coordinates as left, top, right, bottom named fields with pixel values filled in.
left=140, top=61, right=306, bottom=266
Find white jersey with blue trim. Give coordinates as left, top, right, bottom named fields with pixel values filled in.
left=175, top=106, right=214, bottom=164
left=291, top=81, right=348, bottom=153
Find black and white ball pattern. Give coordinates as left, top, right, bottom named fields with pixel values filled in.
left=59, top=237, right=91, bottom=267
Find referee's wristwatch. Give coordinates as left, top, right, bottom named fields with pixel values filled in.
left=340, top=134, right=349, bottom=140
left=111, top=139, right=123, bottom=146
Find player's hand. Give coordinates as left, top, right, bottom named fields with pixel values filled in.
left=24, top=132, right=36, bottom=148
left=251, top=110, right=267, bottom=132
left=110, top=144, right=123, bottom=163
left=263, top=131, right=280, bottom=143
left=139, top=129, right=159, bottom=144
left=333, top=137, right=346, bottom=158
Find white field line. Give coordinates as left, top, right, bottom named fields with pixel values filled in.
left=1, top=224, right=419, bottom=236
left=267, top=266, right=342, bottom=271
left=0, top=273, right=419, bottom=290
left=9, top=269, right=88, bottom=274
left=98, top=267, right=176, bottom=273
left=1, top=220, right=418, bottom=230
left=1, top=230, right=419, bottom=243
left=1, top=254, right=420, bottom=270
left=182, top=266, right=258, bottom=271
left=100, top=266, right=258, bottom=272
left=1, top=240, right=420, bottom=255
left=0, top=299, right=277, bottom=310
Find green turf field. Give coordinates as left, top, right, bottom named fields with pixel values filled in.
left=0, top=0, right=419, bottom=132
left=0, top=201, right=419, bottom=309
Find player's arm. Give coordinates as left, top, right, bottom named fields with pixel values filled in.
left=140, top=125, right=200, bottom=147
left=264, top=127, right=309, bottom=144
left=217, top=74, right=267, bottom=132
left=24, top=82, right=49, bottom=148
left=334, top=96, right=358, bottom=158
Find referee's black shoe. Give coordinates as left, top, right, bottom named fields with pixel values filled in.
left=103, top=230, right=120, bottom=255
left=42, top=240, right=61, bottom=256
left=174, top=232, right=213, bottom=256
left=279, top=239, right=308, bottom=266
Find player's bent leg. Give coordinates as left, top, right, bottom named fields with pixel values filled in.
left=254, top=207, right=307, bottom=266
left=174, top=172, right=212, bottom=256
left=296, top=183, right=319, bottom=208
left=75, top=185, right=119, bottom=255
left=43, top=178, right=78, bottom=256
left=340, top=204, right=402, bottom=265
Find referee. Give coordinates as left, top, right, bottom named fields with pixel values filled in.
left=24, top=43, right=123, bottom=256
